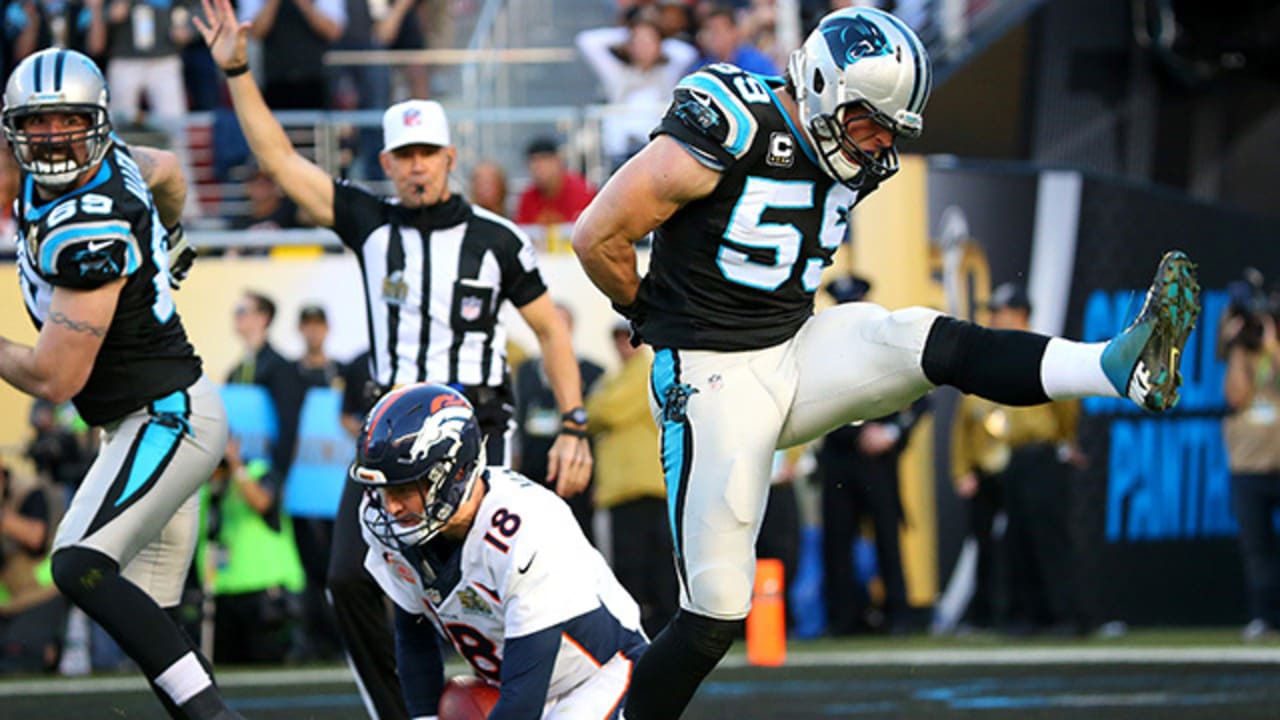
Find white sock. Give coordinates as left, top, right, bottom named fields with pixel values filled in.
left=1040, top=337, right=1120, bottom=399
left=154, top=651, right=213, bottom=706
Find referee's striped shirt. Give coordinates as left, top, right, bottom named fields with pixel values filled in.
left=331, top=180, right=547, bottom=390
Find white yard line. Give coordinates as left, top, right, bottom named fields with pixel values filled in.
left=4, top=646, right=1280, bottom=697
left=722, top=646, right=1280, bottom=668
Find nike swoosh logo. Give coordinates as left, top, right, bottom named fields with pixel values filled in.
left=86, top=239, right=114, bottom=252
left=518, top=552, right=537, bottom=574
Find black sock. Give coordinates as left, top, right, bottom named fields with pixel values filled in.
left=51, top=547, right=228, bottom=719
left=921, top=316, right=1052, bottom=405
left=625, top=610, right=743, bottom=719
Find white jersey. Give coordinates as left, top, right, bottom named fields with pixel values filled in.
left=363, top=468, right=647, bottom=706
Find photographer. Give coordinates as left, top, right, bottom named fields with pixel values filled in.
left=0, top=463, right=64, bottom=673
left=202, top=437, right=305, bottom=664
left=1222, top=269, right=1280, bottom=641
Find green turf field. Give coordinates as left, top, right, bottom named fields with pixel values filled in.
left=2, top=630, right=1277, bottom=719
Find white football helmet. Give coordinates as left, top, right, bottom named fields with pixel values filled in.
left=2, top=48, right=113, bottom=190
left=788, top=7, right=932, bottom=190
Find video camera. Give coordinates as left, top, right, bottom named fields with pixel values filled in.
left=1224, top=267, right=1280, bottom=354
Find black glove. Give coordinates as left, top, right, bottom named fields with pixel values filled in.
left=165, top=223, right=196, bottom=289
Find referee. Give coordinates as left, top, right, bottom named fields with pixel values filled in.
left=198, top=4, right=593, bottom=717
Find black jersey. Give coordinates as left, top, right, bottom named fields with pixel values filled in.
left=637, top=64, right=872, bottom=351
left=14, top=142, right=201, bottom=426
left=330, top=182, right=547, bottom=390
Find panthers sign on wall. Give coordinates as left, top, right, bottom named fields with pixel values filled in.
left=924, top=159, right=1280, bottom=626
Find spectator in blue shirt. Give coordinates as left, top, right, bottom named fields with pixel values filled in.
left=693, top=4, right=778, bottom=76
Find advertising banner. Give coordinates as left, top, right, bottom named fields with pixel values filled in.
left=926, top=160, right=1280, bottom=625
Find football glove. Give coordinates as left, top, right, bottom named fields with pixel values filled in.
left=165, top=223, right=196, bottom=289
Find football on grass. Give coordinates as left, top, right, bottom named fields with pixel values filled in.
left=438, top=675, right=499, bottom=720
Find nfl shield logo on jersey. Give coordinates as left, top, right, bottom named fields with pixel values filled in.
left=460, top=296, right=484, bottom=322
left=767, top=132, right=794, bottom=168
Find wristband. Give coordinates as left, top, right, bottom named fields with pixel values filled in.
left=558, top=426, right=589, bottom=439
left=561, top=407, right=588, bottom=426
left=223, top=63, right=250, bottom=78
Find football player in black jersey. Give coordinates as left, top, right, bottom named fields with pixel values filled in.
left=572, top=7, right=1201, bottom=718
left=1, top=49, right=239, bottom=719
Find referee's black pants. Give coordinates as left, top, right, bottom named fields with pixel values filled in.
left=327, top=411, right=508, bottom=720
left=328, top=479, right=407, bottom=720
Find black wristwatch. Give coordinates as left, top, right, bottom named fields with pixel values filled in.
left=561, top=407, right=589, bottom=426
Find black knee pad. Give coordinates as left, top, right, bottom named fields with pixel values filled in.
left=672, top=610, right=743, bottom=661
left=51, top=546, right=119, bottom=602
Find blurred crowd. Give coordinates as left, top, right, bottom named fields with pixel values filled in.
left=0, top=0, right=918, bottom=231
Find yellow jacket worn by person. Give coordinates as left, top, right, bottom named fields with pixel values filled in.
left=587, top=348, right=666, bottom=509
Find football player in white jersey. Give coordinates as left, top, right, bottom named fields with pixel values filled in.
left=572, top=6, right=1200, bottom=719
left=351, top=383, right=648, bottom=720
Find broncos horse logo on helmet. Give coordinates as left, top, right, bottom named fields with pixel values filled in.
left=789, top=7, right=932, bottom=191
left=2, top=48, right=113, bottom=190
left=350, top=383, right=486, bottom=551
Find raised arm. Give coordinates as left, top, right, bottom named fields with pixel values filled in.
left=195, top=0, right=336, bottom=227
left=574, top=26, right=629, bottom=97
left=571, top=134, right=719, bottom=307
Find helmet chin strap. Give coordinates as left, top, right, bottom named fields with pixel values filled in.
left=804, top=105, right=902, bottom=192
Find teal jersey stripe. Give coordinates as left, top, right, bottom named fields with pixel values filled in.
left=115, top=419, right=182, bottom=507
left=652, top=349, right=685, bottom=548
left=678, top=73, right=755, bottom=157
left=151, top=388, right=189, bottom=416
left=23, top=161, right=113, bottom=222
left=40, top=220, right=134, bottom=275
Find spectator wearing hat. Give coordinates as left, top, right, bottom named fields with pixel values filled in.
left=514, top=137, right=597, bottom=226
left=285, top=303, right=345, bottom=662
left=293, top=305, right=341, bottom=390
left=950, top=282, right=1086, bottom=636
left=816, top=275, right=928, bottom=635
left=201, top=1, right=595, bottom=711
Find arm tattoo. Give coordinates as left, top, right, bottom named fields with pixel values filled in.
left=48, top=311, right=107, bottom=337
left=134, top=149, right=157, bottom=183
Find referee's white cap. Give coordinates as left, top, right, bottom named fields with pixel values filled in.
left=382, top=99, right=451, bottom=152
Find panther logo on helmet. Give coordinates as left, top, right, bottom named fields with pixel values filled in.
left=788, top=7, right=932, bottom=191
left=822, top=15, right=891, bottom=65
